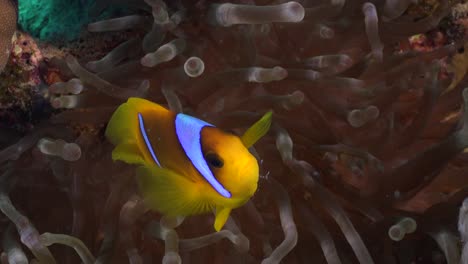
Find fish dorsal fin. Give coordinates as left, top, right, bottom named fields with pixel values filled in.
left=241, top=111, right=273, bottom=148
left=175, top=113, right=231, bottom=198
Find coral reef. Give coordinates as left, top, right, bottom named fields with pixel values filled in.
left=18, top=0, right=122, bottom=42
left=0, top=0, right=17, bottom=72
left=1, top=0, right=468, bottom=263
left=0, top=32, right=51, bottom=133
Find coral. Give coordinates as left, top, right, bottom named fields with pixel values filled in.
left=18, top=0, right=120, bottom=42
left=1, top=0, right=468, bottom=263
left=0, top=32, right=50, bottom=132
left=0, top=0, right=17, bottom=73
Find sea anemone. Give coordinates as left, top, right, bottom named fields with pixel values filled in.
left=1, top=0, right=468, bottom=263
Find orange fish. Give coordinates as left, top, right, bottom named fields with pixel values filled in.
left=105, top=97, right=272, bottom=231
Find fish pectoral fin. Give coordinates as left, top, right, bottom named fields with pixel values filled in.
left=241, top=111, right=273, bottom=148
left=214, top=206, right=232, bottom=231
left=112, top=141, right=146, bottom=165
left=137, top=165, right=212, bottom=217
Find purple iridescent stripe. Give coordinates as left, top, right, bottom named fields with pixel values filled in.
left=175, top=113, right=231, bottom=198
left=138, top=113, right=161, bottom=167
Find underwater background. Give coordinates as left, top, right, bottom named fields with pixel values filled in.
left=1, top=0, right=468, bottom=263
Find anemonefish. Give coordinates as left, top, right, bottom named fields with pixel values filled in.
left=105, top=97, right=272, bottom=231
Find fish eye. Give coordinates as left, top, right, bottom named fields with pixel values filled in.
left=205, top=152, right=224, bottom=168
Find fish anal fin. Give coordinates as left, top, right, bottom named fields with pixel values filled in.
left=112, top=142, right=146, bottom=165
left=137, top=165, right=213, bottom=217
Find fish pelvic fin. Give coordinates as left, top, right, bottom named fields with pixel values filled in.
left=137, top=164, right=214, bottom=217
left=241, top=111, right=273, bottom=148
left=214, top=206, right=232, bottom=231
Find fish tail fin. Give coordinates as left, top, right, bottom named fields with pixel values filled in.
left=105, top=97, right=161, bottom=165
left=136, top=165, right=213, bottom=217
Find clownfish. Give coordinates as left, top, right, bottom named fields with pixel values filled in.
left=105, top=97, right=272, bottom=231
